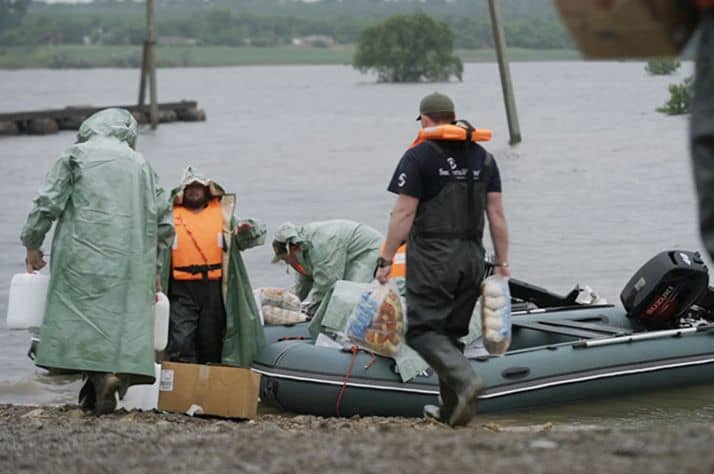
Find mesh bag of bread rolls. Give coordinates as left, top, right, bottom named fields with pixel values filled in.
left=345, top=280, right=405, bottom=357
left=255, top=287, right=301, bottom=312
left=262, top=304, right=308, bottom=325
left=254, top=288, right=306, bottom=325
left=480, top=276, right=512, bottom=355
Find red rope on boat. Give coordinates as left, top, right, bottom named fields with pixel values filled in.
left=335, top=345, right=359, bottom=417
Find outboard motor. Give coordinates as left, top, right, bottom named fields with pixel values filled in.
left=621, top=250, right=709, bottom=328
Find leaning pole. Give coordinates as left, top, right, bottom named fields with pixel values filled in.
left=488, top=0, right=522, bottom=145
left=138, top=0, right=159, bottom=129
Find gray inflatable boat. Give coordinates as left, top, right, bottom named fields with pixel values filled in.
left=253, top=251, right=714, bottom=417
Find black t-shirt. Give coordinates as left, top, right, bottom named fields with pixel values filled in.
left=387, top=141, right=501, bottom=201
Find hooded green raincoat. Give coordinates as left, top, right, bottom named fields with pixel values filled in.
left=161, top=167, right=266, bottom=367
left=274, top=220, right=383, bottom=315
left=21, top=108, right=174, bottom=382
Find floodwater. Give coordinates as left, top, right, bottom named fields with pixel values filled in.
left=1, top=62, right=712, bottom=424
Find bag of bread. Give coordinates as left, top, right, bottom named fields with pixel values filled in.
left=480, top=276, right=512, bottom=356
left=256, top=287, right=301, bottom=312
left=254, top=288, right=307, bottom=325
left=345, top=280, right=405, bottom=357
left=262, top=305, right=308, bottom=325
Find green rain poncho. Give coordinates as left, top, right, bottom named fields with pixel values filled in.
left=21, top=108, right=174, bottom=383
left=161, top=166, right=266, bottom=367
left=274, top=220, right=383, bottom=315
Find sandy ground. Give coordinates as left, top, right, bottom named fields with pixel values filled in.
left=2, top=404, right=714, bottom=474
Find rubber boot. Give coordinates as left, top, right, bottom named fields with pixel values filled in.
left=408, top=331, right=484, bottom=427
left=425, top=377, right=460, bottom=423
left=423, top=404, right=442, bottom=421
left=89, top=373, right=121, bottom=416
left=78, top=375, right=96, bottom=413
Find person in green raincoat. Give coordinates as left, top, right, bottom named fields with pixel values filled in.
left=271, top=220, right=383, bottom=316
left=21, top=108, right=174, bottom=415
left=162, top=167, right=266, bottom=367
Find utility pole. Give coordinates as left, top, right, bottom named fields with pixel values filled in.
left=138, top=0, right=159, bottom=129
left=488, top=0, right=521, bottom=145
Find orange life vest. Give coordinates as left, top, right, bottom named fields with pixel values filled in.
left=172, top=198, right=224, bottom=281
left=409, top=124, right=492, bottom=149
left=381, top=243, right=407, bottom=279
left=290, top=261, right=309, bottom=277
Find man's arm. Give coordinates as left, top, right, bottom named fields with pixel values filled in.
left=154, top=175, right=175, bottom=276
left=231, top=216, right=266, bottom=251
left=376, top=193, right=419, bottom=284
left=485, top=191, right=510, bottom=278
left=21, top=153, right=74, bottom=272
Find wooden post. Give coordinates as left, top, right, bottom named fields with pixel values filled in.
left=138, top=0, right=159, bottom=129
left=488, top=0, right=521, bottom=145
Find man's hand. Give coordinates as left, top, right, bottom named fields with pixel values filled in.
left=376, top=264, right=392, bottom=285
left=25, top=249, right=46, bottom=273
left=156, top=275, right=163, bottom=295
left=234, top=222, right=254, bottom=235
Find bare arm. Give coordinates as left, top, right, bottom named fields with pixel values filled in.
left=376, top=193, right=419, bottom=283
left=486, top=191, right=510, bottom=277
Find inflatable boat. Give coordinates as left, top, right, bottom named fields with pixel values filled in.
left=253, top=251, right=714, bottom=417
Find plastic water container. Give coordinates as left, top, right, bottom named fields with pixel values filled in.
left=117, top=362, right=161, bottom=411
left=154, top=292, right=170, bottom=351
left=6, top=272, right=50, bottom=331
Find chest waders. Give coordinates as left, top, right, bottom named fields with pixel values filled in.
left=405, top=139, right=492, bottom=426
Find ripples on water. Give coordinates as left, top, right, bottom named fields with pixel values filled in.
left=1, top=62, right=710, bottom=425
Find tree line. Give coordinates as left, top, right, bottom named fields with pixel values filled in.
left=0, top=1, right=572, bottom=50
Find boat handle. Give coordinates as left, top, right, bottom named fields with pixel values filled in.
left=501, top=367, right=531, bottom=379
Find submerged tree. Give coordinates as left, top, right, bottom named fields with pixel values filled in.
left=645, top=58, right=681, bottom=76
left=353, top=12, right=463, bottom=83
left=657, top=76, right=694, bottom=115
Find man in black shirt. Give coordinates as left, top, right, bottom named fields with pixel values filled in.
left=376, top=92, right=510, bottom=427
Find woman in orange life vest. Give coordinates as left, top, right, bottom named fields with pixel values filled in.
left=164, top=167, right=266, bottom=365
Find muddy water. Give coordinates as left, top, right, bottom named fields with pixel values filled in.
left=1, top=62, right=711, bottom=423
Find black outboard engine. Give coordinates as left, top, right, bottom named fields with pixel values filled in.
left=621, top=250, right=709, bottom=328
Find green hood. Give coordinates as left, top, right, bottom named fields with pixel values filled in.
left=77, top=108, right=138, bottom=150
left=171, top=166, right=226, bottom=205
left=274, top=222, right=303, bottom=244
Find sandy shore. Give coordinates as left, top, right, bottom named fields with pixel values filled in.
left=3, top=404, right=714, bottom=474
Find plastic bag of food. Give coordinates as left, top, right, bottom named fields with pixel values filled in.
left=254, top=288, right=307, bottom=325
left=345, top=280, right=405, bottom=357
left=480, top=276, right=512, bottom=355
left=262, top=305, right=308, bottom=325
left=256, top=287, right=301, bottom=312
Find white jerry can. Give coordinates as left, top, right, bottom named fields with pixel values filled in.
left=6, top=272, right=50, bottom=331
left=154, top=292, right=170, bottom=351
left=117, top=362, right=162, bottom=411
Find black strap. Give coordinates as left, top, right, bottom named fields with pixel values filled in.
left=464, top=140, right=476, bottom=240
left=174, top=263, right=222, bottom=275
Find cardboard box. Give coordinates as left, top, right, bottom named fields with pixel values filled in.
left=158, top=362, right=261, bottom=419
left=554, top=0, right=699, bottom=58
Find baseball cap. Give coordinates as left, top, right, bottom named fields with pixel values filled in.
left=416, top=92, right=455, bottom=121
